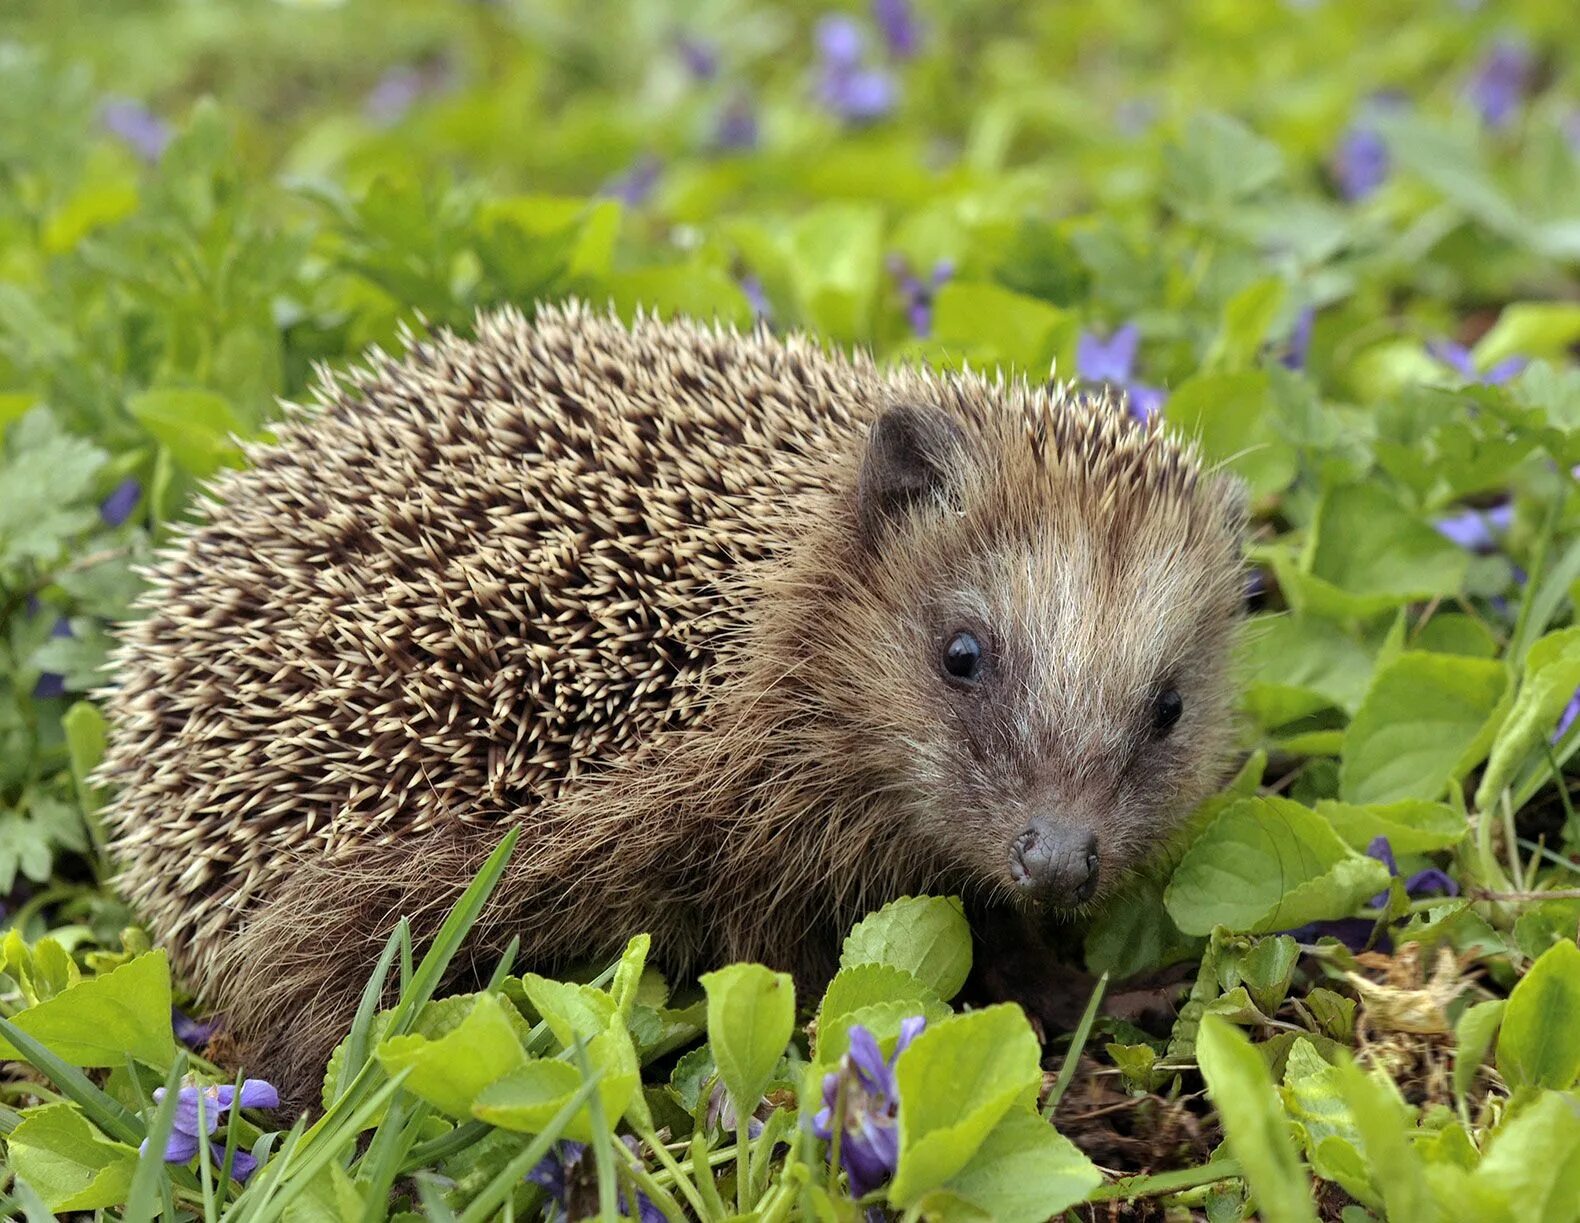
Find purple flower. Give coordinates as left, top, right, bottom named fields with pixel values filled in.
left=1428, top=339, right=1527, bottom=385
left=1280, top=307, right=1316, bottom=371
left=888, top=255, right=953, bottom=337
left=1433, top=503, right=1512, bottom=552
left=716, top=94, right=759, bottom=151
left=364, top=68, right=427, bottom=127
left=1332, top=125, right=1389, bottom=201
left=101, top=99, right=171, bottom=164
left=1556, top=688, right=1580, bottom=742
left=140, top=1079, right=278, bottom=1182
left=528, top=1138, right=662, bottom=1222
left=676, top=35, right=718, bottom=81
left=1076, top=324, right=1166, bottom=421
left=739, top=273, right=772, bottom=322
left=101, top=477, right=142, bottom=527
left=1565, top=109, right=1580, bottom=157
left=705, top=1077, right=766, bottom=1138
left=1364, top=835, right=1458, bottom=907
left=872, top=0, right=921, bottom=59
left=32, top=618, right=72, bottom=701
left=172, top=1006, right=218, bottom=1050
left=811, top=1017, right=925, bottom=1197
left=1466, top=39, right=1532, bottom=130
left=815, top=16, right=897, bottom=124
left=601, top=156, right=663, bottom=208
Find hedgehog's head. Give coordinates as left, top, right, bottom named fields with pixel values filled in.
left=827, top=391, right=1245, bottom=916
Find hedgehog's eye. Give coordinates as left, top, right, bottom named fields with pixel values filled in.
left=1152, top=688, right=1184, bottom=735
left=942, top=631, right=984, bottom=684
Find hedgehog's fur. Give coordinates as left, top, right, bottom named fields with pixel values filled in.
left=101, top=301, right=1244, bottom=1105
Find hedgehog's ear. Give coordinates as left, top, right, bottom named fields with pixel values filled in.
left=856, top=403, right=969, bottom=549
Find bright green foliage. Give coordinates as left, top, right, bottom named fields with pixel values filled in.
left=2, top=0, right=1580, bottom=1218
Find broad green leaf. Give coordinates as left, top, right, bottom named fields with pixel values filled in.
left=1474, top=303, right=1580, bottom=368
left=889, top=1005, right=1042, bottom=1206
left=1165, top=371, right=1295, bottom=499
left=1333, top=1056, right=1438, bottom=1223
left=1163, top=112, right=1284, bottom=217
left=0, top=408, right=106, bottom=569
left=1196, top=1015, right=1317, bottom=1223
left=1303, top=485, right=1468, bottom=618
left=930, top=281, right=1074, bottom=373
left=839, top=895, right=972, bottom=1001
left=375, top=993, right=528, bottom=1118
left=1240, top=613, right=1375, bottom=726
left=938, top=1110, right=1102, bottom=1222
left=818, top=963, right=944, bottom=1028
left=1340, top=652, right=1509, bottom=804
left=6, top=1103, right=138, bottom=1212
left=517, top=973, right=616, bottom=1048
left=1165, top=797, right=1392, bottom=935
left=1204, top=278, right=1287, bottom=372
left=1459, top=1090, right=1580, bottom=1221
left=1476, top=628, right=1580, bottom=808
left=816, top=998, right=946, bottom=1070
left=472, top=1017, right=640, bottom=1141
left=785, top=203, right=883, bottom=343
left=0, top=950, right=175, bottom=1069
left=1280, top=1039, right=1376, bottom=1210
left=1315, top=799, right=1466, bottom=853
left=1496, top=940, right=1580, bottom=1091
left=1453, top=999, right=1504, bottom=1101
left=126, top=388, right=247, bottom=478
left=609, top=933, right=650, bottom=1018
left=699, top=963, right=795, bottom=1112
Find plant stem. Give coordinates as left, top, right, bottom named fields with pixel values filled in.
left=1043, top=970, right=1108, bottom=1118
left=1085, top=1157, right=1242, bottom=1201
left=634, top=1121, right=710, bottom=1220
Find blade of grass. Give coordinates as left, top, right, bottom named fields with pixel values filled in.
left=386, top=827, right=521, bottom=1039
left=359, top=1097, right=433, bottom=1223
left=215, top=1067, right=247, bottom=1213
left=223, top=1116, right=306, bottom=1223
left=690, top=1130, right=729, bottom=1220
left=486, top=934, right=521, bottom=991
left=335, top=918, right=410, bottom=1105
left=1044, top=971, right=1109, bottom=1117
left=121, top=1054, right=188, bottom=1223
left=414, top=1172, right=461, bottom=1221
left=195, top=1086, right=216, bottom=1223
left=455, top=1069, right=607, bottom=1223
left=570, top=1035, right=620, bottom=1221
left=402, top=1119, right=493, bottom=1172
left=0, top=1015, right=144, bottom=1144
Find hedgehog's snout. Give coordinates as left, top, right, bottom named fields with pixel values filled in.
left=1009, top=819, right=1099, bottom=906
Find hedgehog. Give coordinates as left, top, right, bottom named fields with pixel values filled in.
left=100, top=300, right=1245, bottom=1106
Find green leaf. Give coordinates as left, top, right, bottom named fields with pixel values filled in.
left=929, top=281, right=1074, bottom=374
left=471, top=1059, right=584, bottom=1135
left=784, top=203, right=883, bottom=343
left=0, top=408, right=106, bottom=569
left=1332, top=1056, right=1436, bottom=1223
left=939, top=1110, right=1102, bottom=1222
left=889, top=1005, right=1042, bottom=1206
left=375, top=993, right=528, bottom=1118
left=818, top=963, right=944, bottom=1028
left=1280, top=1040, right=1376, bottom=1210
left=1300, top=485, right=1469, bottom=618
left=609, top=933, right=650, bottom=1018
left=1165, top=371, right=1295, bottom=499
left=0, top=950, right=175, bottom=1069
left=1460, top=1090, right=1580, bottom=1220
left=1163, top=113, right=1284, bottom=218
left=1473, top=303, right=1580, bottom=368
left=1496, top=940, right=1580, bottom=1091
left=126, top=388, right=248, bottom=478
left=699, top=963, right=795, bottom=1112
left=517, top=973, right=617, bottom=1048
left=1240, top=613, right=1375, bottom=726
left=839, top=895, right=973, bottom=1001
left=1476, top=628, right=1580, bottom=808
left=1340, top=652, right=1509, bottom=805
left=1204, top=278, right=1287, bottom=372
left=1453, top=999, right=1504, bottom=1101
left=1165, top=797, right=1392, bottom=936
left=1196, top=1016, right=1316, bottom=1223
left=1315, top=799, right=1466, bottom=853
left=6, top=1103, right=138, bottom=1212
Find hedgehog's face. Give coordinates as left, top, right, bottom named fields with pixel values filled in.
left=848, top=400, right=1245, bottom=915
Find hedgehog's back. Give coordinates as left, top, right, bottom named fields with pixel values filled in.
left=101, top=303, right=870, bottom=978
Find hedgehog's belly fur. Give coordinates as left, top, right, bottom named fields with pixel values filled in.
left=101, top=306, right=875, bottom=1095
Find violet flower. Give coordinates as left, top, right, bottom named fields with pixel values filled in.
left=872, top=0, right=921, bottom=59
left=1433, top=503, right=1512, bottom=552
left=1279, top=307, right=1316, bottom=371
left=716, top=94, right=759, bottom=151
left=601, top=156, right=663, bottom=208
left=888, top=255, right=953, bottom=336
left=815, top=16, right=897, bottom=124
left=1555, top=688, right=1580, bottom=742
left=1332, top=125, right=1389, bottom=202
left=101, top=476, right=142, bottom=527
left=812, top=1017, right=925, bottom=1197
left=1364, top=835, right=1459, bottom=908
left=1286, top=837, right=1457, bottom=951
left=705, top=1076, right=767, bottom=1138
left=101, top=99, right=171, bottom=164
left=140, top=1079, right=279, bottom=1182
left=1466, top=38, right=1532, bottom=130
left=528, top=1138, right=663, bottom=1222
left=1076, top=324, right=1165, bottom=421
left=172, top=1006, right=218, bottom=1050
left=676, top=34, right=718, bottom=81
left=32, top=618, right=72, bottom=701
left=739, top=273, right=772, bottom=323
left=1428, top=339, right=1527, bottom=385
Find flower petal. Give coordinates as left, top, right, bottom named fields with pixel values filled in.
left=237, top=1079, right=281, bottom=1110
left=162, top=1128, right=201, bottom=1164
left=225, top=1145, right=259, bottom=1183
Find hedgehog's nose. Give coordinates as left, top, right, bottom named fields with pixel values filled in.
left=1010, top=821, right=1099, bottom=905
